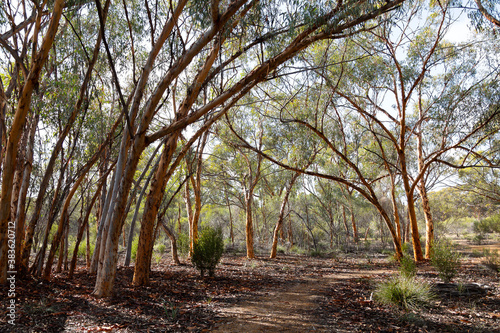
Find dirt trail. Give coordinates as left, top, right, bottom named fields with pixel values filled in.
left=212, top=268, right=393, bottom=332
left=212, top=277, right=328, bottom=332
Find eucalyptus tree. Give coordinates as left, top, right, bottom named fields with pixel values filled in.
left=457, top=165, right=500, bottom=205
left=0, top=0, right=67, bottom=284
left=229, top=1, right=499, bottom=262
left=300, top=0, right=499, bottom=260
left=17, top=0, right=117, bottom=278
left=466, top=0, right=500, bottom=28
left=247, top=80, right=323, bottom=257
left=231, top=69, right=406, bottom=258
left=214, top=106, right=267, bottom=258
left=103, top=0, right=409, bottom=294
left=0, top=0, right=409, bottom=291
left=203, top=135, right=246, bottom=244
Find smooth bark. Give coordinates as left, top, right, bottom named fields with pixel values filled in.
left=270, top=171, right=300, bottom=258
left=0, top=0, right=66, bottom=284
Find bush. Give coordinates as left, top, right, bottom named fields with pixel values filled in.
left=309, top=249, right=323, bottom=257
left=276, top=245, right=287, bottom=254
left=401, top=242, right=413, bottom=256
left=191, top=227, right=224, bottom=277
left=155, top=243, right=167, bottom=254
left=131, top=237, right=139, bottom=260
left=473, top=214, right=500, bottom=234
left=77, top=241, right=94, bottom=258
left=374, top=275, right=434, bottom=311
left=177, top=232, right=190, bottom=256
left=399, top=255, right=417, bottom=278
left=482, top=249, right=500, bottom=273
left=468, top=233, right=486, bottom=245
left=430, top=239, right=461, bottom=283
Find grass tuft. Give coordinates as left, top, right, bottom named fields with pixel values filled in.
left=374, top=275, right=434, bottom=311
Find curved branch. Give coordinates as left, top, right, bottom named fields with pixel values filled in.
left=475, top=0, right=500, bottom=27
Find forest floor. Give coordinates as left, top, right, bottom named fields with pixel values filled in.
left=1, top=244, right=500, bottom=333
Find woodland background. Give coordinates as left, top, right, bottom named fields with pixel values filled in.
left=0, top=0, right=499, bottom=300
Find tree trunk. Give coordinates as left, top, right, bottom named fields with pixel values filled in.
left=270, top=172, right=300, bottom=258
left=400, top=153, right=424, bottom=261
left=350, top=210, right=359, bottom=243
left=389, top=174, right=402, bottom=245
left=124, top=158, right=159, bottom=267
left=56, top=222, right=69, bottom=273
left=86, top=221, right=91, bottom=268
left=14, top=114, right=38, bottom=270
left=416, top=124, right=434, bottom=259
left=133, top=134, right=179, bottom=286
left=341, top=205, right=351, bottom=242
left=189, top=130, right=208, bottom=253
left=69, top=185, right=102, bottom=278
left=184, top=174, right=194, bottom=254
left=10, top=133, right=25, bottom=230
left=245, top=194, right=255, bottom=259
left=419, top=184, right=434, bottom=259
left=406, top=188, right=424, bottom=261
left=226, top=191, right=234, bottom=245
left=0, top=0, right=65, bottom=284
left=90, top=169, right=115, bottom=273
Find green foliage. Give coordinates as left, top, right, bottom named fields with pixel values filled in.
left=290, top=245, right=306, bottom=255
left=473, top=213, right=500, bottom=234
left=468, top=232, right=486, bottom=245
left=277, top=245, right=287, bottom=254
left=309, top=249, right=323, bottom=257
left=163, top=300, right=179, bottom=321
left=399, top=255, right=417, bottom=278
left=482, top=249, right=500, bottom=273
left=76, top=240, right=94, bottom=258
left=177, top=233, right=190, bottom=256
left=131, top=237, right=139, bottom=261
left=374, top=276, right=434, bottom=311
left=155, top=243, right=167, bottom=254
left=430, top=239, right=461, bottom=283
left=191, top=227, right=224, bottom=277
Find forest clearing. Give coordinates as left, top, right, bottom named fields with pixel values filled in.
left=1, top=0, right=500, bottom=332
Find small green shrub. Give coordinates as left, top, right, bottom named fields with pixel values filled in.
left=473, top=214, right=500, bottom=234
left=131, top=237, right=139, bottom=260
left=430, top=238, right=461, bottom=283
left=290, top=245, right=306, bottom=255
left=399, top=255, right=417, bottom=278
left=191, top=227, right=224, bottom=277
left=469, top=233, right=486, bottom=245
left=309, top=249, right=323, bottom=257
left=277, top=245, right=287, bottom=254
left=374, top=275, right=434, bottom=311
left=482, top=249, right=500, bottom=273
left=155, top=243, right=167, bottom=254
left=153, top=253, right=162, bottom=265
left=76, top=241, right=94, bottom=258
left=401, top=242, right=412, bottom=255
left=177, top=232, right=190, bottom=256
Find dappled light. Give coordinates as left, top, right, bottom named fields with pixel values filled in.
left=1, top=0, right=499, bottom=331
